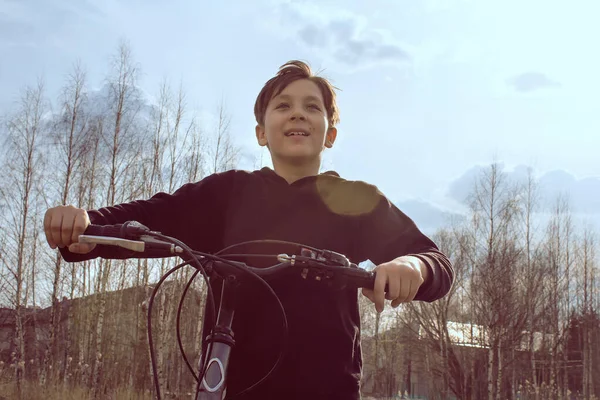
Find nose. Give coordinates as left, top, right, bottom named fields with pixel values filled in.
left=289, top=108, right=306, bottom=121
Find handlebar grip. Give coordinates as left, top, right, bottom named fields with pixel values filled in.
left=83, top=221, right=150, bottom=239
left=349, top=269, right=376, bottom=289
left=83, top=224, right=125, bottom=238
left=344, top=268, right=390, bottom=292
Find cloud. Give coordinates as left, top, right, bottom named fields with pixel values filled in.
left=395, top=165, right=600, bottom=235
left=507, top=72, right=561, bottom=93
left=276, top=2, right=409, bottom=68
left=446, top=164, right=487, bottom=205
left=538, top=171, right=600, bottom=212
left=396, top=199, right=466, bottom=235
left=447, top=164, right=600, bottom=214
left=0, top=0, right=105, bottom=48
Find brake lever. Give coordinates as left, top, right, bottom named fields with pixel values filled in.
left=79, top=234, right=184, bottom=254
left=79, top=235, right=145, bottom=252
left=289, top=248, right=351, bottom=267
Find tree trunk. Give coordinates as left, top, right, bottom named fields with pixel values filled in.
left=1, top=80, right=46, bottom=398
left=92, top=259, right=111, bottom=397
left=156, top=267, right=169, bottom=396
left=488, top=343, right=495, bottom=400
left=192, top=283, right=207, bottom=395
left=496, top=339, right=503, bottom=400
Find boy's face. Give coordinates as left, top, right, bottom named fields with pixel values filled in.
left=256, top=79, right=337, bottom=167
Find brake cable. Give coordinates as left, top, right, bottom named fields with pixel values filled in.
left=146, top=233, right=290, bottom=399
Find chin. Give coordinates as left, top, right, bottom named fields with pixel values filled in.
left=284, top=151, right=317, bottom=159
left=278, top=152, right=320, bottom=165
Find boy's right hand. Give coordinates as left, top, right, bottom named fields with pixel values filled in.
left=44, top=205, right=96, bottom=254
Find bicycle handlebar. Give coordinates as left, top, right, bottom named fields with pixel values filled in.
left=80, top=221, right=381, bottom=291
left=78, top=221, right=384, bottom=400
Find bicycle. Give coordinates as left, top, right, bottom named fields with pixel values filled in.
left=79, top=220, right=386, bottom=400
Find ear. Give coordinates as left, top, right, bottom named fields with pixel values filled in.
left=324, top=127, right=337, bottom=148
left=256, top=124, right=268, bottom=147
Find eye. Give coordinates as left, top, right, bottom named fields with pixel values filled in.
left=308, top=104, right=322, bottom=111
left=275, top=102, right=289, bottom=109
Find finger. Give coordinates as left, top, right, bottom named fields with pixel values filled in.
left=49, top=211, right=65, bottom=248
left=406, top=277, right=420, bottom=302
left=385, top=270, right=400, bottom=301
left=61, top=211, right=76, bottom=248
left=374, top=269, right=387, bottom=313
left=71, top=210, right=89, bottom=244
left=362, top=288, right=375, bottom=303
left=400, top=278, right=412, bottom=303
left=391, top=279, right=409, bottom=308
left=68, top=242, right=96, bottom=254
left=44, top=209, right=56, bottom=249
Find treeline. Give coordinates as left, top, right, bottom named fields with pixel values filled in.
left=0, top=42, right=241, bottom=399
left=362, top=164, right=599, bottom=400
left=0, top=42, right=598, bottom=400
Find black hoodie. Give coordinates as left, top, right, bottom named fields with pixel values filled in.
left=61, top=167, right=454, bottom=399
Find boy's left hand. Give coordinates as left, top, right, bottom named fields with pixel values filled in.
left=361, top=256, right=426, bottom=313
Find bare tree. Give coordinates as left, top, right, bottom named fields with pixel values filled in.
left=185, top=121, right=207, bottom=182
left=540, top=194, right=574, bottom=398
left=37, top=61, right=91, bottom=386
left=463, top=163, right=529, bottom=400
left=577, top=226, right=596, bottom=398
left=90, top=41, right=144, bottom=398
left=210, top=100, right=239, bottom=174
left=358, top=164, right=599, bottom=400
left=401, top=228, right=469, bottom=399
left=0, top=79, right=47, bottom=398
left=517, top=167, right=547, bottom=399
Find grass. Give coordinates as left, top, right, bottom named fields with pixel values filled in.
left=0, top=380, right=154, bottom=400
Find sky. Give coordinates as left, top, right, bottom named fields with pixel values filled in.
left=1, top=0, right=599, bottom=231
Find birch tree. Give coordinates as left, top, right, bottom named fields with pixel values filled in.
left=90, top=41, right=144, bottom=397
left=0, top=80, right=47, bottom=398
left=38, top=61, right=92, bottom=386
left=210, top=100, right=239, bottom=174
left=463, top=163, right=529, bottom=400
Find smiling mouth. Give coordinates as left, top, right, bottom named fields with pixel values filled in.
left=285, top=131, right=310, bottom=137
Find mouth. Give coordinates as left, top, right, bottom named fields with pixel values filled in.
left=284, top=130, right=310, bottom=137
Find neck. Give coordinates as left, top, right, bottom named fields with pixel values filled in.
left=271, top=157, right=321, bottom=184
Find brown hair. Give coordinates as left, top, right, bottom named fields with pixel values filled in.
left=254, top=60, right=340, bottom=127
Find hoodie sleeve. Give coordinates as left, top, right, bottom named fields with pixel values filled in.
left=59, top=171, right=234, bottom=262
left=355, top=188, right=454, bottom=303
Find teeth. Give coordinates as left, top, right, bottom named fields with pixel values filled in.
left=288, top=132, right=308, bottom=136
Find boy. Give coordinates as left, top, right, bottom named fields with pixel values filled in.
left=44, top=60, right=454, bottom=399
